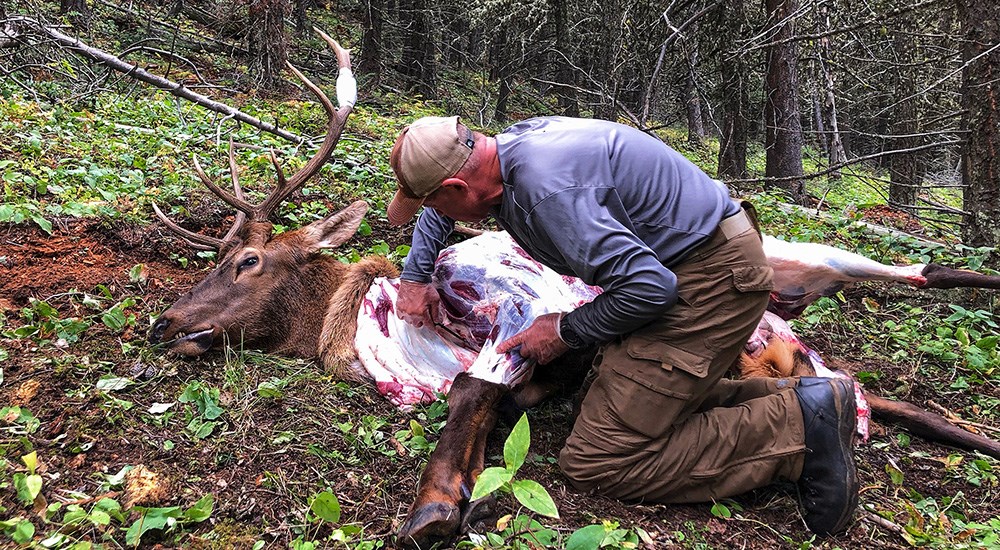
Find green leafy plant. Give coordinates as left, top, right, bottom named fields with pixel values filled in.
left=3, top=298, right=90, bottom=343
left=179, top=381, right=225, bottom=439
left=125, top=493, right=213, bottom=546
left=565, top=520, right=653, bottom=549
left=471, top=413, right=559, bottom=519
left=290, top=490, right=382, bottom=549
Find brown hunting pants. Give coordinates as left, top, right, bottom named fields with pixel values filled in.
left=559, top=209, right=807, bottom=503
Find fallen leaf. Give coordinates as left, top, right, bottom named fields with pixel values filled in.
left=13, top=379, right=41, bottom=405
left=124, top=465, right=169, bottom=508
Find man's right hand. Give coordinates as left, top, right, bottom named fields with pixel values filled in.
left=396, top=280, right=443, bottom=328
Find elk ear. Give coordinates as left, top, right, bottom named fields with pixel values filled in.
left=301, top=200, right=370, bottom=251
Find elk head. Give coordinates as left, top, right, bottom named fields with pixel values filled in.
left=148, top=29, right=364, bottom=358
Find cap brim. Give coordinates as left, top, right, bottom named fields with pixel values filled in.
left=387, top=188, right=426, bottom=226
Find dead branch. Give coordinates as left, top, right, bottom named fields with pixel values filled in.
left=927, top=400, right=1000, bottom=437
left=3, top=16, right=303, bottom=144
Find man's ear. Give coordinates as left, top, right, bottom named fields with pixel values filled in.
left=440, top=177, right=469, bottom=190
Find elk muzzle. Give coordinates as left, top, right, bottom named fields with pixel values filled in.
left=148, top=314, right=222, bottom=356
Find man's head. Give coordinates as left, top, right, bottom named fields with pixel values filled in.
left=387, top=116, right=475, bottom=225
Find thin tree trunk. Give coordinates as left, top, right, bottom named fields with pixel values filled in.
left=552, top=0, right=579, bottom=116
left=817, top=4, right=845, bottom=178
left=717, top=0, right=749, bottom=181
left=248, top=0, right=289, bottom=92
left=763, top=0, right=805, bottom=202
left=358, top=0, right=383, bottom=80
left=957, top=0, right=1000, bottom=247
left=683, top=26, right=704, bottom=146
left=397, top=0, right=435, bottom=98
left=888, top=18, right=920, bottom=211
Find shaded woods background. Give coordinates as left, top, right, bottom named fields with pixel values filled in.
left=3, top=0, right=999, bottom=247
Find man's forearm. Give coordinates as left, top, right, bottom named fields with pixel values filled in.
left=400, top=209, right=455, bottom=282
left=563, top=272, right=678, bottom=346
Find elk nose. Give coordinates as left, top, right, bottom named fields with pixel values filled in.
left=149, top=316, right=171, bottom=343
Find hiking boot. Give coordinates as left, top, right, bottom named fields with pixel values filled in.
left=793, top=377, right=859, bottom=536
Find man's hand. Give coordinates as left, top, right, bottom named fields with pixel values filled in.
left=396, top=280, right=443, bottom=328
left=497, top=312, right=570, bottom=365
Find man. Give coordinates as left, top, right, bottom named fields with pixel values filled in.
left=387, top=115, right=859, bottom=536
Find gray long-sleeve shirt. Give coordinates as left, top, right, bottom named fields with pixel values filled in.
left=401, top=116, right=738, bottom=346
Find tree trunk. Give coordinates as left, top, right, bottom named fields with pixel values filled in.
left=397, top=0, right=436, bottom=98
left=552, top=0, right=579, bottom=116
left=958, top=0, right=1000, bottom=247
left=293, top=0, right=309, bottom=35
left=358, top=0, right=384, bottom=80
left=763, top=0, right=805, bottom=202
left=817, top=4, right=845, bottom=178
left=592, top=0, right=619, bottom=121
left=717, top=0, right=749, bottom=181
left=683, top=29, right=704, bottom=146
left=60, top=0, right=91, bottom=29
left=247, top=0, right=289, bottom=92
left=490, top=35, right=512, bottom=122
left=888, top=18, right=920, bottom=211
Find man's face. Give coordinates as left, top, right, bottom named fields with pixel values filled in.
left=423, top=183, right=492, bottom=223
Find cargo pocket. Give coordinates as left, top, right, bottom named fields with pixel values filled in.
left=601, top=336, right=712, bottom=439
left=731, top=265, right=774, bottom=293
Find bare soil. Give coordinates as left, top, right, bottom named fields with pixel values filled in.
left=2, top=219, right=999, bottom=549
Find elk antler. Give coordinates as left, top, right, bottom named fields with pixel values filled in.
left=154, top=28, right=356, bottom=249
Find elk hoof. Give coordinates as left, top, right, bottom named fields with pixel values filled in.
left=397, top=502, right=460, bottom=548
left=460, top=495, right=498, bottom=534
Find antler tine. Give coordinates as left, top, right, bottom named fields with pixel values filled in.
left=220, top=151, right=249, bottom=243
left=254, top=28, right=355, bottom=220
left=152, top=201, right=224, bottom=251
left=268, top=149, right=288, bottom=189
left=192, top=154, right=257, bottom=215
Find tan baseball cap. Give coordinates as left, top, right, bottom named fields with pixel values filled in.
left=387, top=116, right=474, bottom=225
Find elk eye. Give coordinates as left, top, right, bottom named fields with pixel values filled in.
left=237, top=256, right=259, bottom=272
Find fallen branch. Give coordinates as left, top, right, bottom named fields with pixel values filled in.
left=927, top=400, right=1000, bottom=437
left=3, top=16, right=303, bottom=144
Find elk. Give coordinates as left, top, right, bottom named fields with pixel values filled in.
left=148, top=29, right=395, bottom=376
left=147, top=34, right=1000, bottom=546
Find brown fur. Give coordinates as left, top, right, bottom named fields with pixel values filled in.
left=738, top=338, right=816, bottom=379
left=319, top=256, right=399, bottom=378
left=150, top=201, right=398, bottom=370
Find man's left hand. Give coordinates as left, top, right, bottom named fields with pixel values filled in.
left=497, top=313, right=570, bottom=365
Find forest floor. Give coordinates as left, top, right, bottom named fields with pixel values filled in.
left=3, top=217, right=1000, bottom=549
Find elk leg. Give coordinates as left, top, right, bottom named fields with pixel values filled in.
left=459, top=391, right=503, bottom=533
left=397, top=373, right=507, bottom=548
left=921, top=264, right=1000, bottom=290
left=867, top=394, right=1000, bottom=459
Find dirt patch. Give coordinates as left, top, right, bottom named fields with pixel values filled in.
left=2, top=220, right=999, bottom=548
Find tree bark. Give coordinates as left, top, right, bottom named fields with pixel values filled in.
left=552, top=0, right=579, bottom=116
left=888, top=17, right=920, bottom=211
left=957, top=0, right=1000, bottom=247
left=763, top=0, right=805, bottom=202
left=683, top=27, right=704, bottom=146
left=717, top=0, right=749, bottom=181
left=358, top=0, right=384, bottom=80
left=397, top=0, right=436, bottom=98
left=248, top=0, right=289, bottom=92
left=816, top=4, right=846, bottom=178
